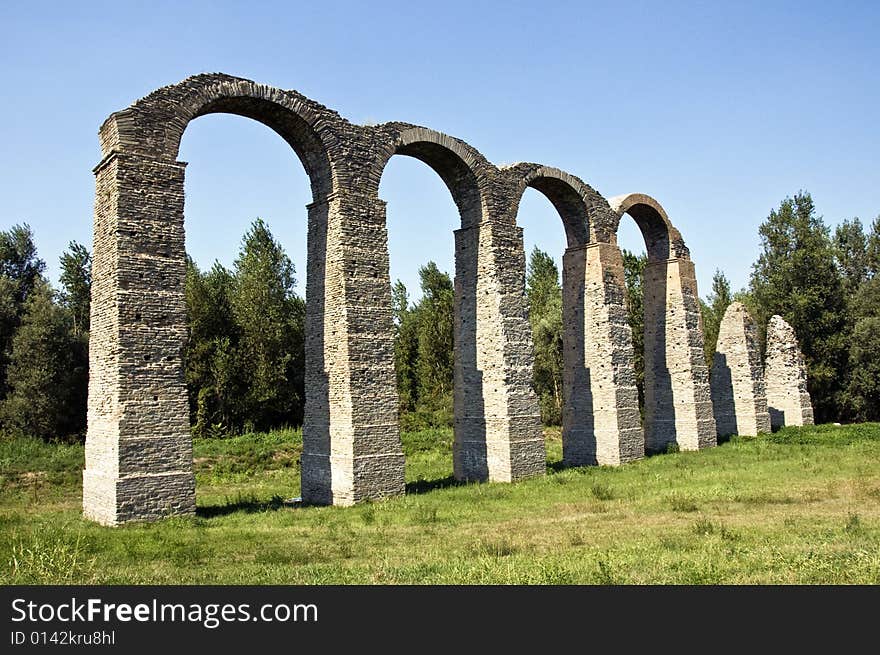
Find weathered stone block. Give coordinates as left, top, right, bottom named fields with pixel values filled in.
left=764, top=315, right=814, bottom=428
left=562, top=243, right=644, bottom=466
left=710, top=302, right=771, bottom=437
left=643, top=259, right=717, bottom=452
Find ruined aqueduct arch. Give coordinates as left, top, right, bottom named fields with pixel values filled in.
left=83, top=74, right=715, bottom=525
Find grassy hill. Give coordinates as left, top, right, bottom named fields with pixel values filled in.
left=1, top=423, right=879, bottom=584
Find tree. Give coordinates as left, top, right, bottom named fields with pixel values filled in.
left=0, top=280, right=84, bottom=440
left=0, top=276, right=17, bottom=400
left=415, top=262, right=454, bottom=406
left=230, top=219, right=305, bottom=431
left=392, top=280, right=419, bottom=414
left=526, top=247, right=563, bottom=425
left=0, top=224, right=45, bottom=307
left=867, top=215, right=880, bottom=275
left=841, top=275, right=880, bottom=421
left=390, top=264, right=455, bottom=428
left=0, top=224, right=46, bottom=397
left=837, top=217, right=880, bottom=422
left=59, top=241, right=91, bottom=334
left=621, top=250, right=647, bottom=411
left=184, top=258, right=242, bottom=436
left=834, top=217, right=870, bottom=299
left=749, top=192, right=847, bottom=422
left=701, top=269, right=732, bottom=366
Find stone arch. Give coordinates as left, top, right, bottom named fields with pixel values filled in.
left=501, top=166, right=644, bottom=467
left=501, top=164, right=592, bottom=247
left=365, top=125, right=545, bottom=484
left=606, top=193, right=690, bottom=262
left=84, top=74, right=404, bottom=525
left=86, top=72, right=721, bottom=524
left=98, top=73, right=338, bottom=200
left=601, top=192, right=715, bottom=454
left=367, top=124, right=493, bottom=229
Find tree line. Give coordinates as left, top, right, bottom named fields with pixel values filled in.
left=0, top=190, right=877, bottom=441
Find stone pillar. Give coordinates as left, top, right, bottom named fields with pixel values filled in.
left=83, top=152, right=195, bottom=525
left=643, top=258, right=716, bottom=452
left=710, top=302, right=771, bottom=436
left=764, top=315, right=814, bottom=429
left=562, top=243, right=643, bottom=466
left=301, top=193, right=405, bottom=505
left=453, top=220, right=544, bottom=482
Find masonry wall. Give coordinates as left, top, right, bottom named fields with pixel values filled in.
left=710, top=302, right=771, bottom=437
left=301, top=194, right=405, bottom=505
left=453, top=219, right=544, bottom=482
left=83, top=152, right=195, bottom=525
left=562, top=243, right=643, bottom=465
left=764, top=315, right=814, bottom=429
left=643, top=259, right=716, bottom=452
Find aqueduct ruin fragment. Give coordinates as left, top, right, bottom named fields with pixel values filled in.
left=85, top=74, right=725, bottom=524
left=710, top=302, right=772, bottom=437
left=607, top=194, right=717, bottom=454
left=764, top=315, right=815, bottom=429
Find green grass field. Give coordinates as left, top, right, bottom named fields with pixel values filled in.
left=1, top=423, right=879, bottom=584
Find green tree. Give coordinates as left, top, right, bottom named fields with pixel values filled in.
left=391, top=264, right=456, bottom=428
left=184, top=258, right=242, bottom=436
left=230, top=219, right=305, bottom=431
left=0, top=224, right=46, bottom=398
left=392, top=280, right=419, bottom=414
left=867, top=216, right=880, bottom=274
left=837, top=216, right=880, bottom=421
left=59, top=241, right=92, bottom=334
left=749, top=192, right=847, bottom=422
left=622, top=250, right=647, bottom=411
left=415, top=262, right=454, bottom=407
left=834, top=218, right=869, bottom=297
left=0, top=280, right=84, bottom=439
left=0, top=276, right=17, bottom=400
left=701, top=269, right=732, bottom=366
left=0, top=224, right=45, bottom=307
left=57, top=241, right=91, bottom=432
left=841, top=276, right=880, bottom=421
left=526, top=247, right=563, bottom=425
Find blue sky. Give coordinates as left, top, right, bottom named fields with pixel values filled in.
left=1, top=0, right=878, bottom=300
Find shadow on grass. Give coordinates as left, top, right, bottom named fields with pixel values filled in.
left=405, top=475, right=462, bottom=495
left=546, top=460, right=567, bottom=474
left=197, top=494, right=285, bottom=518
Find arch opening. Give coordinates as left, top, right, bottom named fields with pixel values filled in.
left=607, top=194, right=713, bottom=454
left=614, top=203, right=671, bottom=262
left=393, top=141, right=484, bottom=229
left=376, top=134, right=491, bottom=486
left=178, top=112, right=312, bottom=511
left=191, top=96, right=333, bottom=202
left=516, top=187, right=569, bottom=443
left=509, top=172, right=594, bottom=466
left=380, top=155, right=460, bottom=490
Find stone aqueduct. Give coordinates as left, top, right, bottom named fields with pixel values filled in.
left=82, top=74, right=809, bottom=525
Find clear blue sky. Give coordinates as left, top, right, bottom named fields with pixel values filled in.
left=1, top=0, right=878, bottom=301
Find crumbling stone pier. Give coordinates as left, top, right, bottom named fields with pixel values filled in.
left=710, top=302, right=771, bottom=437
left=764, top=315, right=815, bottom=429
